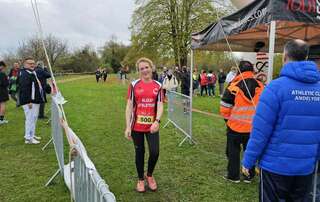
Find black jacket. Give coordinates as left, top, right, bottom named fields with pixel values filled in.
left=218, top=72, right=226, bottom=83
left=18, top=68, right=44, bottom=105
left=35, top=66, right=51, bottom=102
left=180, top=71, right=190, bottom=95
left=0, top=71, right=9, bottom=102
left=35, top=66, right=51, bottom=87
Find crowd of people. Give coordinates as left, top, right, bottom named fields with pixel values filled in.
left=1, top=39, right=320, bottom=201
left=0, top=58, right=52, bottom=144
left=95, top=67, right=108, bottom=83
left=124, top=39, right=320, bottom=202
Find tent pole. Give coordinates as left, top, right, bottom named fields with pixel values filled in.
left=267, top=20, right=276, bottom=83
left=189, top=49, right=194, bottom=141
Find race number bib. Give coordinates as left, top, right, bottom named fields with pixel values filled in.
left=137, top=115, right=154, bottom=125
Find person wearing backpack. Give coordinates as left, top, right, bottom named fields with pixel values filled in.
left=207, top=70, right=217, bottom=97
left=163, top=69, right=178, bottom=92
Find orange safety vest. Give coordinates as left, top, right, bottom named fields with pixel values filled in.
left=221, top=72, right=264, bottom=133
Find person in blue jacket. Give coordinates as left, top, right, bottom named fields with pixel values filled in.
left=242, top=39, right=320, bottom=202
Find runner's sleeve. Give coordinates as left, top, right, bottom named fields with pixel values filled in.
left=157, top=87, right=164, bottom=103
left=127, top=84, right=134, bottom=101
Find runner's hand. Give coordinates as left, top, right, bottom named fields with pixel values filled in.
left=150, top=122, right=159, bottom=134
left=125, top=128, right=132, bottom=140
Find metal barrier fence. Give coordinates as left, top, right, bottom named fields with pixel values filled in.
left=164, top=90, right=195, bottom=146
left=46, top=96, right=116, bottom=202
left=67, top=127, right=116, bottom=202
left=45, top=96, right=67, bottom=187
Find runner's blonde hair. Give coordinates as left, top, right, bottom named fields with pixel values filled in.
left=136, top=57, right=154, bottom=72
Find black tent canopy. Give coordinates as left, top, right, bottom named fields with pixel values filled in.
left=191, top=0, right=320, bottom=52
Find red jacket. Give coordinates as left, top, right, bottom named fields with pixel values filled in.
left=200, top=73, right=208, bottom=86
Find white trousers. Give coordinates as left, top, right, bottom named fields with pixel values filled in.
left=22, top=104, right=40, bottom=140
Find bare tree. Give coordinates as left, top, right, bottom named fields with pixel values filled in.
left=18, top=34, right=68, bottom=67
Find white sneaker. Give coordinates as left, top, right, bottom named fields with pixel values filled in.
left=25, top=138, right=40, bottom=144
left=34, top=136, right=42, bottom=140
left=0, top=120, right=8, bottom=124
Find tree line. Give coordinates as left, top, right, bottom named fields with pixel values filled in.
left=2, top=1, right=236, bottom=73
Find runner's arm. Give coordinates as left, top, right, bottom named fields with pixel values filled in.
left=125, top=99, right=133, bottom=130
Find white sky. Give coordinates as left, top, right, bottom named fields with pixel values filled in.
left=0, top=0, right=135, bottom=57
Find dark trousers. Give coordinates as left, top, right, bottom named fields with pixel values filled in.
left=200, top=85, right=207, bottom=96
left=208, top=84, right=215, bottom=96
left=260, top=169, right=313, bottom=202
left=131, top=131, right=160, bottom=180
left=181, top=89, right=190, bottom=96
left=10, top=92, right=17, bottom=102
left=103, top=75, right=107, bottom=82
left=39, top=103, right=45, bottom=118
left=219, top=82, right=225, bottom=96
left=226, top=130, right=255, bottom=180
left=96, top=76, right=100, bottom=83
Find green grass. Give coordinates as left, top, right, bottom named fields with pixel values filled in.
left=0, top=75, right=258, bottom=202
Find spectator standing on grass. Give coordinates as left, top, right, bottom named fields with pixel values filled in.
left=8, top=62, right=20, bottom=103
left=19, top=57, right=44, bottom=144
left=102, top=68, right=108, bottom=82
left=163, top=69, right=178, bottom=94
left=125, top=57, right=164, bottom=193
left=159, top=67, right=168, bottom=84
left=305, top=58, right=320, bottom=202
left=220, top=60, right=264, bottom=184
left=192, top=69, right=199, bottom=95
left=180, top=66, right=190, bottom=96
left=35, top=61, right=51, bottom=119
left=199, top=70, right=208, bottom=96
left=218, top=69, right=227, bottom=96
left=152, top=68, right=159, bottom=81
left=226, top=67, right=237, bottom=84
left=174, top=66, right=182, bottom=84
left=0, top=61, right=9, bottom=125
left=95, top=68, right=101, bottom=83
left=242, top=40, right=320, bottom=202
left=207, top=70, right=217, bottom=97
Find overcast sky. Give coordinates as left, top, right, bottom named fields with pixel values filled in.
left=0, top=0, right=135, bottom=57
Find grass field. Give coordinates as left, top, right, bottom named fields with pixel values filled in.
left=0, top=75, right=258, bottom=202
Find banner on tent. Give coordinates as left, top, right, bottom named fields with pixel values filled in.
left=255, top=52, right=269, bottom=83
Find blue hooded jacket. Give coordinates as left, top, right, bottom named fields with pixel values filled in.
left=243, top=61, right=320, bottom=176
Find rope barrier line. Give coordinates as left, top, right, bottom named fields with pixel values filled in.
left=215, top=12, right=258, bottom=110
left=30, top=0, right=68, bottom=123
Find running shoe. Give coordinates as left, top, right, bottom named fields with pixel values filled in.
left=25, top=138, right=40, bottom=144
left=0, top=120, right=9, bottom=124
left=146, top=175, right=157, bottom=191
left=136, top=180, right=146, bottom=193
left=222, top=175, right=240, bottom=183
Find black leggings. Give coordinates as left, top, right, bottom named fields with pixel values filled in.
left=131, top=131, right=160, bottom=180
left=200, top=85, right=207, bottom=96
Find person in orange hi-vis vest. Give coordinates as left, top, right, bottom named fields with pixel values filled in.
left=220, top=60, right=264, bottom=183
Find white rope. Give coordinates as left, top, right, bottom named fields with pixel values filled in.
left=30, top=0, right=68, bottom=123
left=215, top=13, right=257, bottom=109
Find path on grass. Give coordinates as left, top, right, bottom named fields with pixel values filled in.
left=56, top=75, right=92, bottom=84
left=192, top=108, right=222, bottom=119
left=57, top=75, right=223, bottom=119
